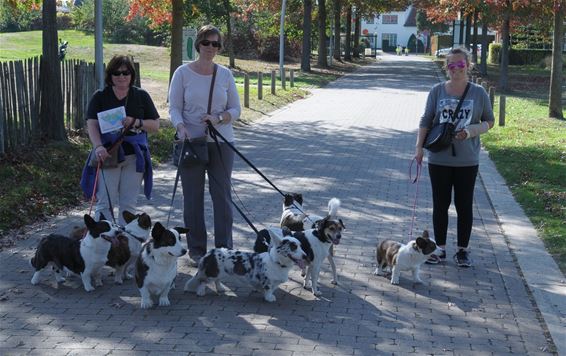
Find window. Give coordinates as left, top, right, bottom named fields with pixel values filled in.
left=382, top=33, right=397, bottom=47
left=382, top=15, right=398, bottom=24
left=366, top=16, right=374, bottom=25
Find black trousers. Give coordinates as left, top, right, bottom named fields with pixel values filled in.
left=428, top=163, right=479, bottom=248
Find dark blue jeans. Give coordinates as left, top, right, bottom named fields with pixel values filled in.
left=428, top=163, right=479, bottom=249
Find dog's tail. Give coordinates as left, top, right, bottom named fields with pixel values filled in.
left=328, top=198, right=341, bottom=217
left=253, top=229, right=271, bottom=253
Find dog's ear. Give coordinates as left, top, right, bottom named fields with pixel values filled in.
left=174, top=227, right=190, bottom=236
left=152, top=222, right=165, bottom=239
left=123, top=211, right=136, bottom=224
left=294, top=193, right=303, bottom=205
left=283, top=194, right=293, bottom=206
left=267, top=228, right=283, bottom=246
left=99, top=213, right=107, bottom=222
left=139, top=213, right=152, bottom=229
left=338, top=219, right=346, bottom=229
left=316, top=216, right=330, bottom=230
left=415, top=237, right=427, bottom=250
left=84, top=214, right=96, bottom=229
left=422, top=230, right=429, bottom=239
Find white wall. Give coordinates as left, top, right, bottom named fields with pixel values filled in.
left=362, top=7, right=417, bottom=50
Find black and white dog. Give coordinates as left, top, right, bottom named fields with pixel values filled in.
left=254, top=198, right=344, bottom=297
left=135, top=222, right=189, bottom=309
left=30, top=214, right=120, bottom=292
left=185, top=228, right=308, bottom=302
left=374, top=230, right=439, bottom=285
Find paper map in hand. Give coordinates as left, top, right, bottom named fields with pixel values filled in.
left=97, top=106, right=125, bottom=134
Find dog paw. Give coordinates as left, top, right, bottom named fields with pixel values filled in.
left=313, top=290, right=322, bottom=297
left=125, top=272, right=134, bottom=280
left=158, top=297, right=171, bottom=307
left=83, top=284, right=95, bottom=292
left=414, top=278, right=423, bottom=284
left=94, top=279, right=103, bottom=287
left=330, top=279, right=338, bottom=285
left=390, top=279, right=399, bottom=285
left=114, top=277, right=124, bottom=285
left=264, top=294, right=276, bottom=302
left=140, top=300, right=152, bottom=309
left=196, top=285, right=206, bottom=297
left=373, top=268, right=381, bottom=275
left=31, top=274, right=40, bottom=285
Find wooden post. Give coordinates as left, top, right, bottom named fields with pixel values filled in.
left=280, top=67, right=286, bottom=90
left=499, top=95, right=506, bottom=126
left=258, top=72, right=263, bottom=100
left=244, top=73, right=249, bottom=108
left=489, top=86, right=495, bottom=108
left=290, top=69, right=294, bottom=88
left=481, top=81, right=487, bottom=91
left=271, top=70, right=276, bottom=95
left=471, top=75, right=476, bottom=83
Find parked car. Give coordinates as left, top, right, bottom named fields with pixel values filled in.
left=435, top=48, right=451, bottom=57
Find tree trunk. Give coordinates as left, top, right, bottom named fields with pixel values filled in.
left=344, top=6, right=352, bottom=61
left=472, top=10, right=478, bottom=63
left=317, top=0, right=327, bottom=67
left=223, top=0, right=235, bottom=68
left=39, top=0, right=66, bottom=141
left=169, top=0, right=183, bottom=83
left=549, top=0, right=564, bottom=119
left=480, top=19, right=488, bottom=75
left=301, top=0, right=312, bottom=72
left=333, top=0, right=341, bottom=60
left=498, top=0, right=511, bottom=92
left=465, top=15, right=472, bottom=49
left=353, top=12, right=360, bottom=58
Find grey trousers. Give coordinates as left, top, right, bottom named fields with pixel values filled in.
left=95, top=155, right=144, bottom=226
left=180, top=142, right=234, bottom=258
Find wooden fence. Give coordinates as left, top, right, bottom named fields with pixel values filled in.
left=0, top=58, right=98, bottom=155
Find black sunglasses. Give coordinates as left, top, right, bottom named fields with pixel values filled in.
left=112, top=70, right=131, bottom=76
left=200, top=40, right=221, bottom=48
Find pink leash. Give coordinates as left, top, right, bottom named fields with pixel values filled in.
left=408, top=158, right=422, bottom=238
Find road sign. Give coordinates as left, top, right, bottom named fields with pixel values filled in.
left=183, top=28, right=197, bottom=61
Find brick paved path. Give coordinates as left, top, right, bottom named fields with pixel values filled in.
left=0, top=54, right=558, bottom=355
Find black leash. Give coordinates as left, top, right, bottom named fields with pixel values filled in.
left=166, top=139, right=185, bottom=228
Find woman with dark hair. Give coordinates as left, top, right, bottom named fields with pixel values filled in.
left=81, top=54, right=160, bottom=225
left=414, top=47, right=494, bottom=267
left=168, top=24, right=241, bottom=266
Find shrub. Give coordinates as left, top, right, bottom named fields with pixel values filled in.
left=258, top=36, right=302, bottom=62
left=0, top=4, right=41, bottom=32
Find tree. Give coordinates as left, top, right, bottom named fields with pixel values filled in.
left=333, top=0, right=341, bottom=60
left=317, top=0, right=328, bottom=67
left=301, top=0, right=313, bottom=71
left=170, top=0, right=183, bottom=81
left=344, top=5, right=352, bottom=61
left=548, top=0, right=564, bottom=119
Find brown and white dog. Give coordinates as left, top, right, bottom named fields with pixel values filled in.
left=373, top=230, right=439, bottom=285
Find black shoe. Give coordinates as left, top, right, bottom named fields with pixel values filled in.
left=454, top=250, right=472, bottom=267
left=425, top=249, right=446, bottom=264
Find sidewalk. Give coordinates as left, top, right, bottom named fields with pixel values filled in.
left=1, top=53, right=564, bottom=355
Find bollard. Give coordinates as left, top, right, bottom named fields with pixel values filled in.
left=481, top=81, right=488, bottom=91
left=244, top=73, right=249, bottom=108
left=499, top=95, right=506, bottom=126
left=271, top=70, right=276, bottom=95
left=280, top=67, right=286, bottom=90
left=258, top=72, right=263, bottom=100
left=471, top=76, right=476, bottom=84
left=489, top=86, right=495, bottom=108
left=290, top=69, right=294, bottom=88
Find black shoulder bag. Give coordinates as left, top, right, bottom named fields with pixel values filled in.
left=423, top=82, right=470, bottom=154
left=173, top=64, right=218, bottom=167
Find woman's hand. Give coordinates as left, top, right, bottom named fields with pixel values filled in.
left=201, top=114, right=221, bottom=125
left=454, top=130, right=468, bottom=140
left=176, top=123, right=189, bottom=141
left=123, top=116, right=137, bottom=129
left=95, top=145, right=110, bottom=161
left=414, top=146, right=424, bottom=164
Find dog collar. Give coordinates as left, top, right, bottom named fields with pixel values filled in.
left=125, top=230, right=146, bottom=243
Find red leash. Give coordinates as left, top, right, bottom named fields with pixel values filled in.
left=82, top=162, right=101, bottom=239
left=408, top=158, right=422, bottom=239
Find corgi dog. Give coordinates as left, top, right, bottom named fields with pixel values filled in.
left=135, top=222, right=188, bottom=309
left=185, top=228, right=308, bottom=302
left=30, top=214, right=120, bottom=292
left=374, top=230, right=439, bottom=285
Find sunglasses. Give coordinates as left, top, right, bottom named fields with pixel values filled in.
left=200, top=40, right=221, bottom=48
left=112, top=70, right=131, bottom=76
left=447, top=60, right=467, bottom=70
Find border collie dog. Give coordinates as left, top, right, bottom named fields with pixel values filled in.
left=135, top=222, right=188, bottom=309
left=185, top=228, right=307, bottom=302
left=30, top=214, right=120, bottom=292
left=374, top=230, right=439, bottom=285
left=279, top=193, right=305, bottom=231
left=106, top=211, right=152, bottom=284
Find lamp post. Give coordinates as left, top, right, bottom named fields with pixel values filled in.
left=279, top=0, right=287, bottom=89
left=95, top=0, right=104, bottom=89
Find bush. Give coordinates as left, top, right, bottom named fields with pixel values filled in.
left=0, top=5, right=41, bottom=32
left=258, top=36, right=301, bottom=62
left=489, top=43, right=554, bottom=65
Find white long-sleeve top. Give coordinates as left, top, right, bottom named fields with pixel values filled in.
left=168, top=63, right=241, bottom=142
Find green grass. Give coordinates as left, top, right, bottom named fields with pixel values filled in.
left=484, top=96, right=566, bottom=272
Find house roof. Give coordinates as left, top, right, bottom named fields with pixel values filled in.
left=404, top=6, right=416, bottom=27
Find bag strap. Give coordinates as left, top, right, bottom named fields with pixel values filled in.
left=451, top=82, right=471, bottom=123
left=207, top=64, right=218, bottom=115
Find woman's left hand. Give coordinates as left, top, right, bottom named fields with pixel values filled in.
left=201, top=114, right=220, bottom=125
left=123, top=116, right=137, bottom=128
left=454, top=130, right=468, bottom=140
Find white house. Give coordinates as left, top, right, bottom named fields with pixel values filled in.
left=361, top=6, right=418, bottom=51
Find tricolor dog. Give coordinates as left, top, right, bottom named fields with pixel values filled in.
left=30, top=214, right=120, bottom=292
left=185, top=228, right=307, bottom=302
left=135, top=222, right=188, bottom=309
left=106, top=211, right=152, bottom=284
left=374, top=230, right=439, bottom=285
